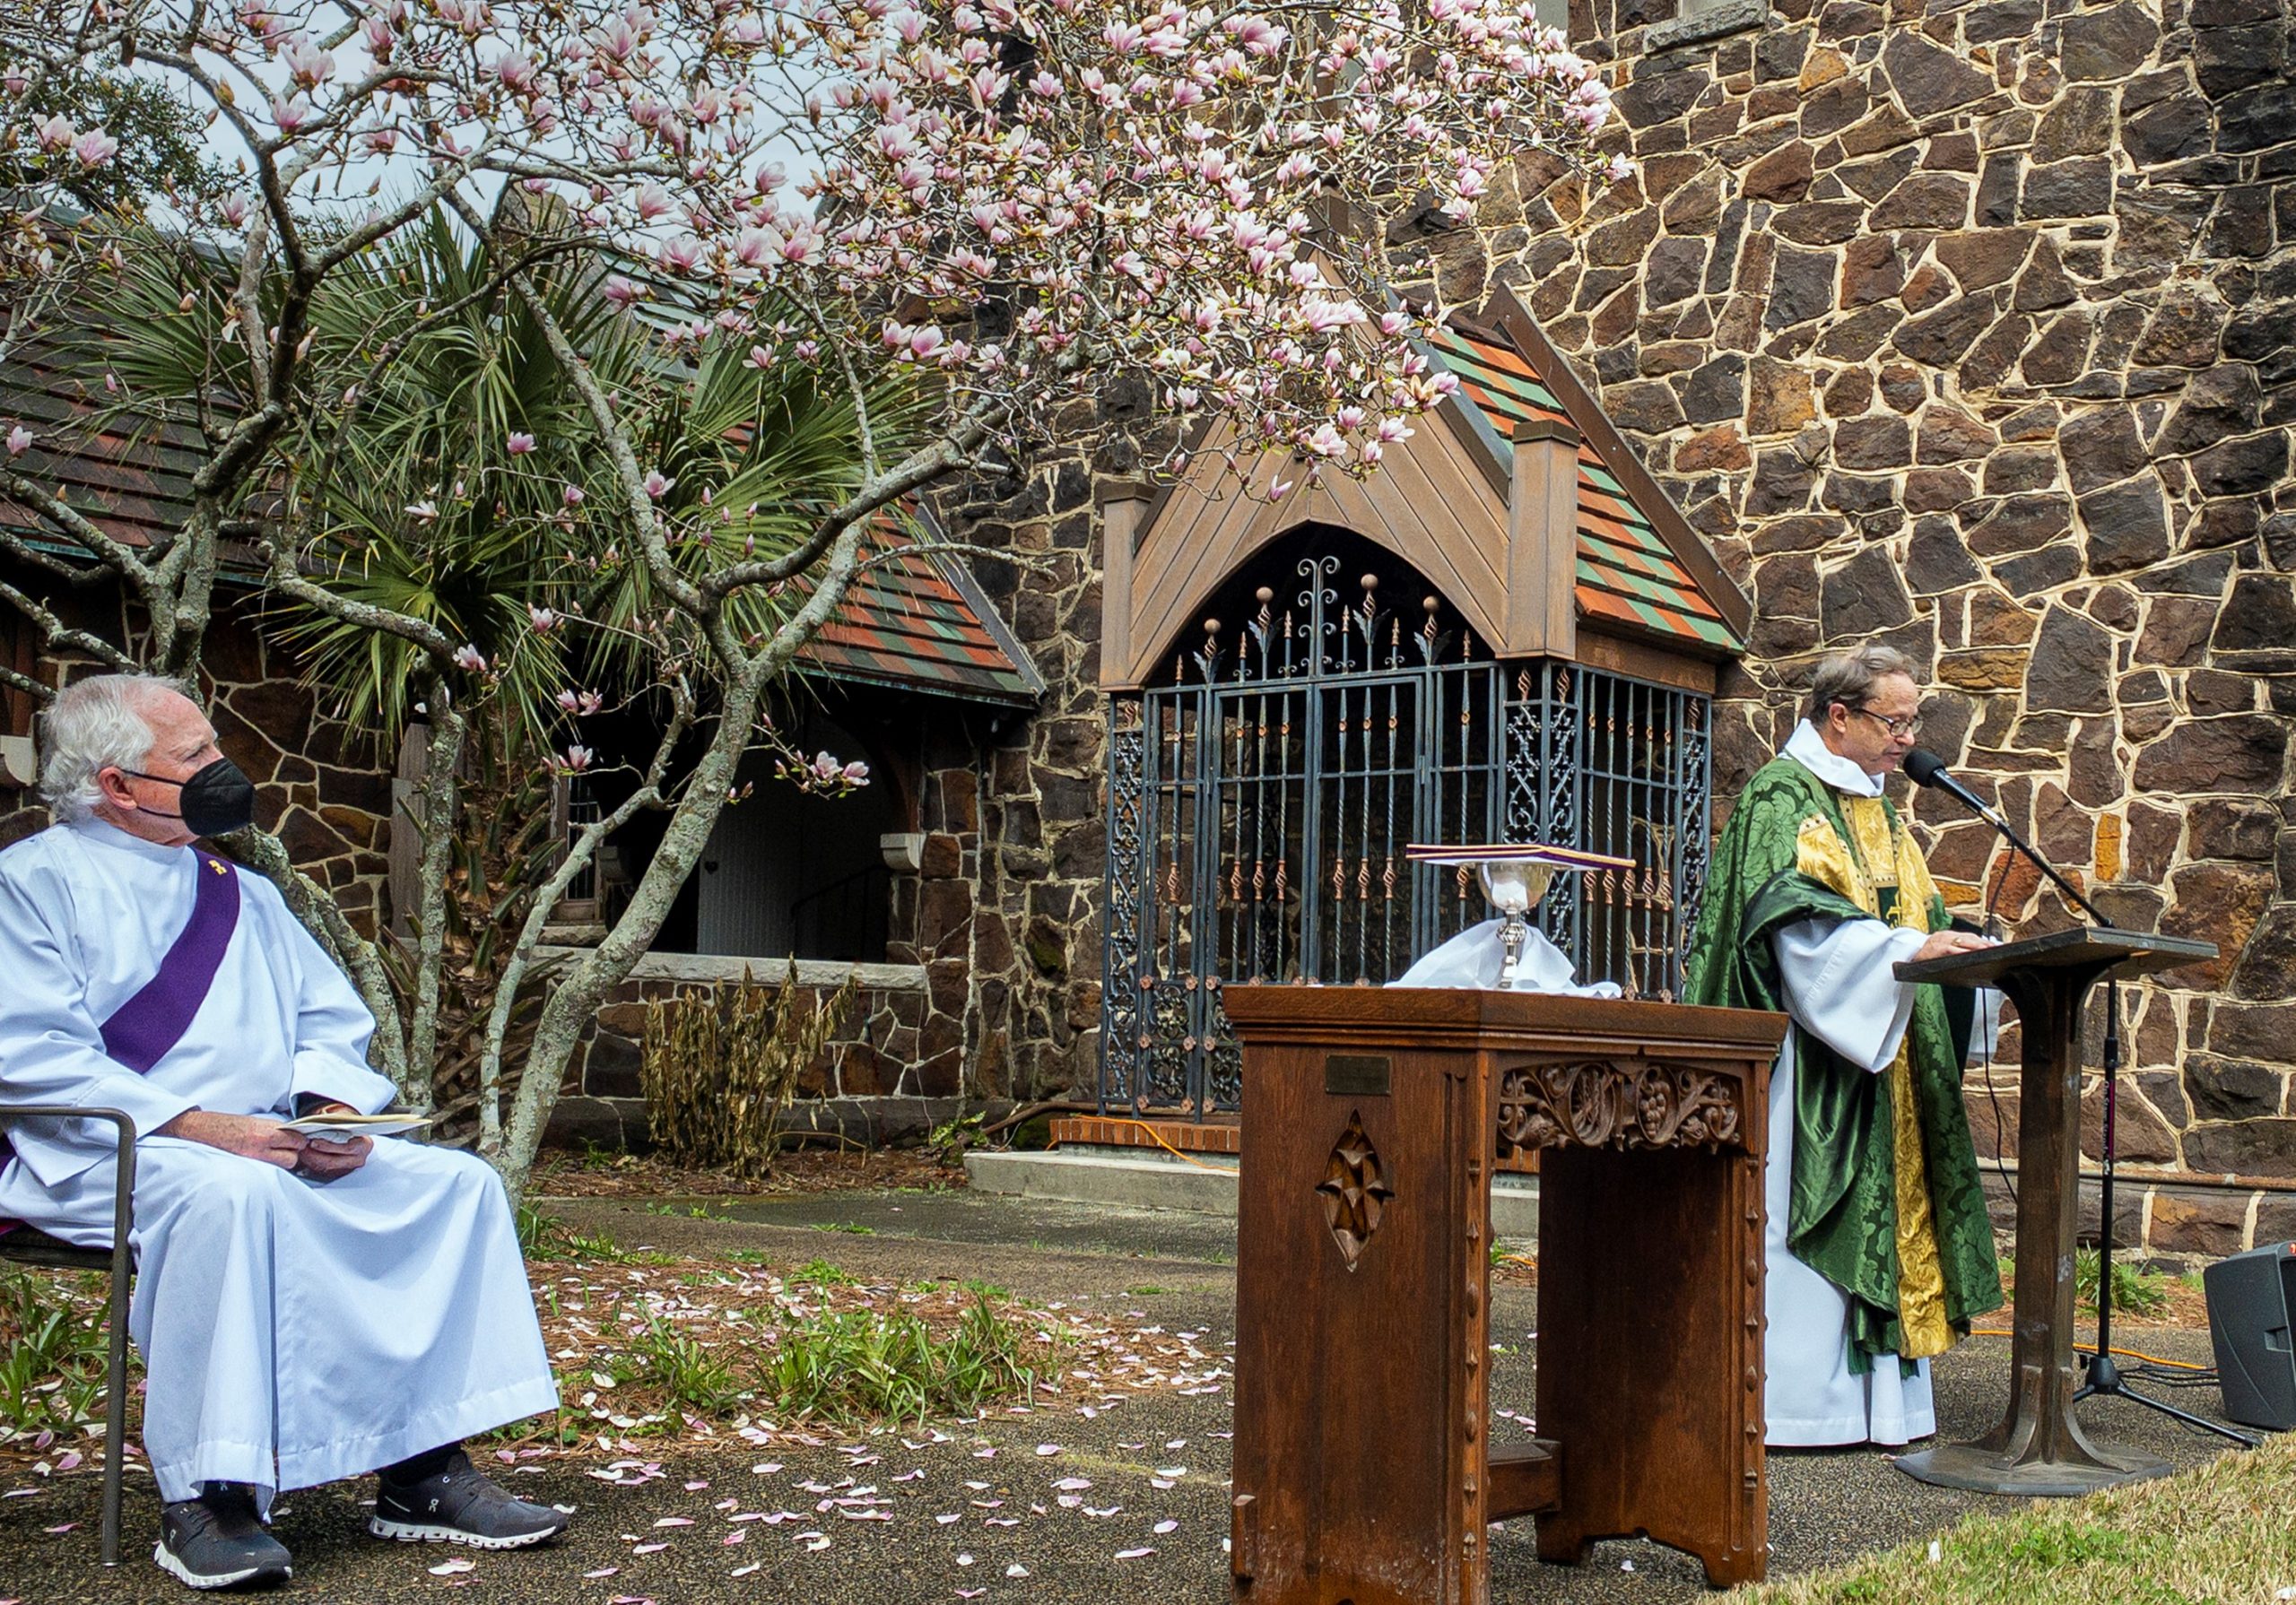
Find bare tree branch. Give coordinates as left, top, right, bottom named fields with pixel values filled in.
left=0, top=664, right=53, bottom=703
left=0, top=577, right=138, bottom=671
left=404, top=683, right=465, bottom=1121
left=475, top=678, right=695, bottom=1157
left=258, top=543, right=461, bottom=657
left=1, top=470, right=167, bottom=603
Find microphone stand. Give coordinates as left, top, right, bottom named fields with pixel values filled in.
left=1921, top=772, right=2256, bottom=1447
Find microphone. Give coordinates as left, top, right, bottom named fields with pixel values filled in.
left=1904, top=749, right=2002, bottom=824
left=1902, top=749, right=2111, bottom=928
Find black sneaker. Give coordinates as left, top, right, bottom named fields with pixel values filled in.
left=369, top=1449, right=570, bottom=1549
left=154, top=1484, right=292, bottom=1592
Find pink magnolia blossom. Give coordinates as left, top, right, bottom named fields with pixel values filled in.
left=560, top=744, right=594, bottom=773
left=562, top=483, right=586, bottom=507
left=282, top=36, right=335, bottom=87
left=269, top=93, right=313, bottom=134
left=7, top=0, right=1621, bottom=551
left=507, top=431, right=536, bottom=455
left=452, top=644, right=488, bottom=673
left=5, top=424, right=31, bottom=456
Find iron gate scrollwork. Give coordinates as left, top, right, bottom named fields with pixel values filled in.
left=1100, top=539, right=1713, bottom=1117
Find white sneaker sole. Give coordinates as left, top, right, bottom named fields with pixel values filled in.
left=366, top=1514, right=566, bottom=1549
left=153, top=1540, right=291, bottom=1590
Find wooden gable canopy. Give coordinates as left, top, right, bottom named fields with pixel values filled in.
left=1099, top=286, right=1751, bottom=695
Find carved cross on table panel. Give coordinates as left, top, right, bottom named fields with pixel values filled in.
left=1495, top=1062, right=1745, bottom=1157
left=1316, top=1111, right=1394, bottom=1271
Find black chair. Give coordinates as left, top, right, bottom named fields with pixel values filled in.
left=0, top=1106, right=136, bottom=1566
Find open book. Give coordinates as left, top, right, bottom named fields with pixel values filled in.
left=281, top=1111, right=431, bottom=1141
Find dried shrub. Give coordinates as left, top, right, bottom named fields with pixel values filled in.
left=639, top=964, right=857, bottom=1180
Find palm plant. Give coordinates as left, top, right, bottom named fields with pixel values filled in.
left=74, top=207, right=928, bottom=1127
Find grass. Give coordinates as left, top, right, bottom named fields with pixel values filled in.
left=791, top=1258, right=860, bottom=1288
left=813, top=1220, right=877, bottom=1236
left=515, top=1203, right=674, bottom=1265
left=617, top=1318, right=748, bottom=1416
left=760, top=1297, right=1036, bottom=1427
left=0, top=1270, right=116, bottom=1444
left=1734, top=1429, right=2296, bottom=1605
left=2074, top=1247, right=2170, bottom=1318
left=1126, top=1284, right=1170, bottom=1297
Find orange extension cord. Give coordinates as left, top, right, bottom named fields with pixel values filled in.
left=1089, top=1117, right=1238, bottom=1174
left=1969, top=1329, right=2210, bottom=1371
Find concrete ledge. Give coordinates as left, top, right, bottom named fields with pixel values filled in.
left=967, top=1150, right=1240, bottom=1215
left=965, top=1148, right=1540, bottom=1236
left=536, top=945, right=926, bottom=991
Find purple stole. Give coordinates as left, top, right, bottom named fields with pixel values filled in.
left=98, top=852, right=242, bottom=1073
left=0, top=850, right=241, bottom=1185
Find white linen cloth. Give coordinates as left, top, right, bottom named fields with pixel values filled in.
left=1390, top=917, right=1622, bottom=997
left=1759, top=723, right=2002, bottom=1447
left=0, top=820, right=558, bottom=1502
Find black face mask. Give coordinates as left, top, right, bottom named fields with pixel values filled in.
left=122, top=757, right=258, bottom=838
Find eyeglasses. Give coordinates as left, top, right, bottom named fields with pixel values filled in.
left=1849, top=706, right=1921, bottom=739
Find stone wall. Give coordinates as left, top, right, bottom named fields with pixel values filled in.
left=932, top=457, right=1115, bottom=1105
left=547, top=950, right=952, bottom=1150
left=0, top=590, right=396, bottom=930
left=1461, top=0, right=2296, bottom=1187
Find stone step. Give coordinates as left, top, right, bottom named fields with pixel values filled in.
left=965, top=1145, right=1540, bottom=1237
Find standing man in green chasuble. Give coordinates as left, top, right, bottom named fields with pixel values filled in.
left=1684, top=645, right=2006, bottom=1447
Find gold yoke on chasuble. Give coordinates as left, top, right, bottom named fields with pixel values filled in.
left=1793, top=800, right=1954, bottom=1361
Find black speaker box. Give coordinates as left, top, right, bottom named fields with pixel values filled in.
left=2203, top=1241, right=2296, bottom=1433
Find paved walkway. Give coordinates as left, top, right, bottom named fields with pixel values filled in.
left=0, top=1186, right=2238, bottom=1602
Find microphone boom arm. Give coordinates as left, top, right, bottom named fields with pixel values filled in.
left=1908, top=754, right=2114, bottom=930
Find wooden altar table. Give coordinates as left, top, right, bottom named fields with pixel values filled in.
left=1225, top=986, right=1787, bottom=1604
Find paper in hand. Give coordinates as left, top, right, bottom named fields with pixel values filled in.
left=282, top=1111, right=431, bottom=1143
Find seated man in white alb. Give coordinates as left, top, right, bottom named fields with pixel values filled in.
left=0, top=674, right=567, bottom=1590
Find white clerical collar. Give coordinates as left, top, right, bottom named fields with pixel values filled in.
left=1783, top=719, right=1886, bottom=799
left=67, top=816, right=197, bottom=863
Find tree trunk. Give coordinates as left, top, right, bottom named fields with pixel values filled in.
left=488, top=667, right=769, bottom=1204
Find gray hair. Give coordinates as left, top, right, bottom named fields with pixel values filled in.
left=37, top=673, right=193, bottom=823
left=1805, top=645, right=1916, bottom=724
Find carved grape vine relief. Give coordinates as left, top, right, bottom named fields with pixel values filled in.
left=1495, top=1062, right=1744, bottom=1155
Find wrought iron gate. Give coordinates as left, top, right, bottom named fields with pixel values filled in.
left=1100, top=543, right=1713, bottom=1116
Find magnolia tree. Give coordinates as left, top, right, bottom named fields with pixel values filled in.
left=2, top=0, right=1620, bottom=1196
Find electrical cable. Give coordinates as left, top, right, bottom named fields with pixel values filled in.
left=1967, top=1329, right=2211, bottom=1373
left=1976, top=867, right=2015, bottom=1210
left=1092, top=1117, right=1237, bottom=1174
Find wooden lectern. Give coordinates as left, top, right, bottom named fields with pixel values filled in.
left=1892, top=928, right=2217, bottom=1497
left=1225, top=986, right=1787, bottom=1603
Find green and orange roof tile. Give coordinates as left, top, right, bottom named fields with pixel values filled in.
left=792, top=512, right=1042, bottom=707
left=1426, top=324, right=1741, bottom=654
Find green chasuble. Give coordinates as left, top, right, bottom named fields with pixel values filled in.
left=1683, top=753, right=2004, bottom=1373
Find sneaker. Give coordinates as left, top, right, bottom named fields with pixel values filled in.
left=154, top=1484, right=292, bottom=1592
left=368, top=1449, right=570, bottom=1549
